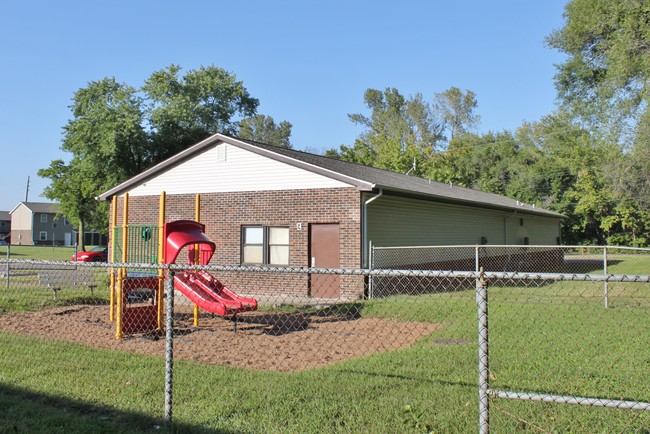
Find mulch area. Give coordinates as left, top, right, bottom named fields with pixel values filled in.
left=0, top=305, right=440, bottom=372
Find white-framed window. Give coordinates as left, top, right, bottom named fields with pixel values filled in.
left=39, top=231, right=47, bottom=241
left=63, top=217, right=70, bottom=226
left=241, top=226, right=289, bottom=265
left=40, top=214, right=48, bottom=223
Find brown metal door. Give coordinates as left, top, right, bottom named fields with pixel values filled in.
left=309, top=223, right=340, bottom=298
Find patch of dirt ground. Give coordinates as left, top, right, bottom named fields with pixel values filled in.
left=0, top=305, right=440, bottom=371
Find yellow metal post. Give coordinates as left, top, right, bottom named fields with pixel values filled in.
left=157, top=191, right=166, bottom=330
left=116, top=193, right=129, bottom=339
left=193, top=194, right=201, bottom=327
left=109, top=195, right=118, bottom=321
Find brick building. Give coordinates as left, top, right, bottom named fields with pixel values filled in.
left=98, top=134, right=564, bottom=301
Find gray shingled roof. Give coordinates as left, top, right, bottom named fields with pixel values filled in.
left=237, top=138, right=564, bottom=219
left=10, top=202, right=59, bottom=214
left=99, top=134, right=564, bottom=219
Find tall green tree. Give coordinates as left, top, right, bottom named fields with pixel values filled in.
left=514, top=113, right=620, bottom=244
left=434, top=87, right=480, bottom=140
left=547, top=0, right=650, bottom=137
left=547, top=0, right=650, bottom=245
left=330, top=88, right=444, bottom=175
left=427, top=131, right=519, bottom=193
left=40, top=65, right=283, bottom=248
left=143, top=64, right=259, bottom=161
left=38, top=160, right=107, bottom=250
left=600, top=112, right=650, bottom=245
left=39, top=78, right=147, bottom=249
left=238, top=114, right=293, bottom=148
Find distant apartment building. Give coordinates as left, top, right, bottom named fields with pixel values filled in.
left=0, top=211, right=10, bottom=242
left=9, top=202, right=106, bottom=246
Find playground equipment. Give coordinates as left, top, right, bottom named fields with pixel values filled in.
left=110, top=192, right=165, bottom=338
left=164, top=220, right=257, bottom=322
left=110, top=192, right=257, bottom=339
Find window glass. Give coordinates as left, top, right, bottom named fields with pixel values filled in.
left=241, top=226, right=289, bottom=265
left=243, top=245, right=263, bottom=264
left=39, top=231, right=47, bottom=241
left=268, top=227, right=289, bottom=265
left=269, top=227, right=289, bottom=245
left=40, top=214, right=48, bottom=223
left=244, top=227, right=264, bottom=244
left=269, top=246, right=289, bottom=265
left=242, top=227, right=264, bottom=264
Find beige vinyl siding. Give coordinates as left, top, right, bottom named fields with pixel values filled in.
left=10, top=204, right=32, bottom=231
left=10, top=204, right=34, bottom=245
left=128, top=143, right=351, bottom=196
left=367, top=195, right=561, bottom=248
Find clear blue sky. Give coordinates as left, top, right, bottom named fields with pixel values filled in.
left=0, top=0, right=568, bottom=211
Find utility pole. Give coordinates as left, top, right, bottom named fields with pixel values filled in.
left=25, top=176, right=30, bottom=202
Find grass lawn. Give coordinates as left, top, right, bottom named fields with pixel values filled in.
left=0, top=245, right=77, bottom=261
left=0, top=255, right=648, bottom=432
left=0, top=287, right=648, bottom=432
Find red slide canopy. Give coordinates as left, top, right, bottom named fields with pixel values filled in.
left=163, top=220, right=216, bottom=265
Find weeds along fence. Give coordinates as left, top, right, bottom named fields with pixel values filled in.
left=0, top=258, right=648, bottom=433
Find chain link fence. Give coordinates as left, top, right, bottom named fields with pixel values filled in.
left=0, top=253, right=648, bottom=432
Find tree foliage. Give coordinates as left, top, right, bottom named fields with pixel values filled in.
left=40, top=65, right=289, bottom=247
left=546, top=0, right=650, bottom=245
left=434, top=87, right=481, bottom=140
left=547, top=0, right=650, bottom=137
left=143, top=64, right=259, bottom=161
left=329, top=88, right=444, bottom=175
left=38, top=78, right=146, bottom=249
left=238, top=114, right=293, bottom=148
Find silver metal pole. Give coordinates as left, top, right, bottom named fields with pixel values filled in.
left=368, top=241, right=373, bottom=299
left=492, top=390, right=650, bottom=410
left=603, top=246, right=608, bottom=309
left=164, top=269, right=175, bottom=424
left=5, top=244, right=9, bottom=289
left=477, top=267, right=489, bottom=434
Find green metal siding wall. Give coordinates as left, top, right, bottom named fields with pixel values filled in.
left=367, top=194, right=561, bottom=247
left=505, top=214, right=561, bottom=245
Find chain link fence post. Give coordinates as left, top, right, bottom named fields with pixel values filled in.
left=368, top=241, right=373, bottom=299
left=4, top=244, right=9, bottom=289
left=603, top=246, right=609, bottom=309
left=477, top=266, right=490, bottom=434
left=164, top=268, right=175, bottom=426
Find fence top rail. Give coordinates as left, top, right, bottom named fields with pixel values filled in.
left=3, top=258, right=650, bottom=282
left=372, top=244, right=650, bottom=252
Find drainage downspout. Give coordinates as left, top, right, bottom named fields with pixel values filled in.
left=362, top=189, right=383, bottom=268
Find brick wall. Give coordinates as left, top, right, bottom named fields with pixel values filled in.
left=109, top=187, right=364, bottom=301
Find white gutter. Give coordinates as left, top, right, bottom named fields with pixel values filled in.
left=362, top=189, right=383, bottom=267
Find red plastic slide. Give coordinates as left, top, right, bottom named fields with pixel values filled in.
left=173, top=270, right=258, bottom=317
left=164, top=220, right=258, bottom=317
